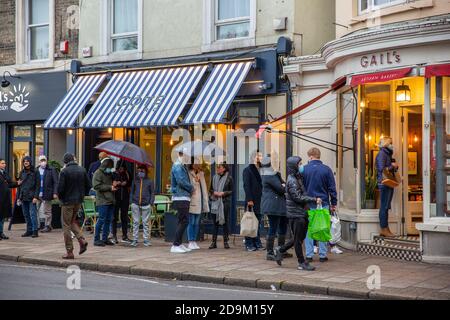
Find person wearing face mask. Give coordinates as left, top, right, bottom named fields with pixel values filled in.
left=376, top=137, right=398, bottom=237
left=34, top=155, right=59, bottom=233
left=17, top=156, right=40, bottom=238
left=273, top=156, right=321, bottom=271
left=130, top=165, right=155, bottom=247
left=92, top=157, right=118, bottom=246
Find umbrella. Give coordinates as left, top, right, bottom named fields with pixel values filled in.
left=94, top=140, right=153, bottom=167
left=175, top=140, right=225, bottom=158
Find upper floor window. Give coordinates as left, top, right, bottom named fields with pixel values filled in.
left=215, top=0, right=250, bottom=40
left=27, top=0, right=49, bottom=60
left=111, top=0, right=138, bottom=52
left=358, top=0, right=406, bottom=14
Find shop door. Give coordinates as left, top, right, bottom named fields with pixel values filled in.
left=9, top=125, right=34, bottom=179
left=401, top=106, right=423, bottom=235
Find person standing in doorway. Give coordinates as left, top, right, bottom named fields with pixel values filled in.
left=57, top=153, right=90, bottom=259
left=170, top=149, right=194, bottom=253
left=209, top=162, right=233, bottom=249
left=376, top=137, right=398, bottom=237
left=112, top=162, right=132, bottom=243
left=92, top=157, right=118, bottom=247
left=0, top=159, right=21, bottom=240
left=17, top=156, right=40, bottom=238
left=187, top=161, right=209, bottom=250
left=303, top=147, right=342, bottom=263
left=130, top=165, right=154, bottom=247
left=243, top=151, right=263, bottom=251
left=35, top=155, right=59, bottom=233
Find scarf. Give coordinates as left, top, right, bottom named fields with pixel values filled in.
left=210, top=172, right=228, bottom=225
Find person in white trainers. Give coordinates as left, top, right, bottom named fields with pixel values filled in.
left=187, top=161, right=209, bottom=250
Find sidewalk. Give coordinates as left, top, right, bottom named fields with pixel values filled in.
left=1, top=225, right=449, bottom=300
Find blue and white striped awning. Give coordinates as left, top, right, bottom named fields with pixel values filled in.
left=183, top=61, right=253, bottom=124
left=44, top=74, right=106, bottom=129
left=80, top=65, right=207, bottom=128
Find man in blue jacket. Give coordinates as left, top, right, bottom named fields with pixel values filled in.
left=302, top=148, right=342, bottom=262
left=170, top=148, right=194, bottom=253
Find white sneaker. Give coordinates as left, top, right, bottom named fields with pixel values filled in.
left=188, top=241, right=200, bottom=250
left=193, top=242, right=200, bottom=250
left=313, top=246, right=318, bottom=254
left=331, top=246, right=343, bottom=254
left=170, top=245, right=187, bottom=253
left=180, top=244, right=192, bottom=252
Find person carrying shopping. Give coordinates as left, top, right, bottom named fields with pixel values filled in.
left=274, top=156, right=320, bottom=271
left=92, top=157, right=118, bottom=247
left=130, top=165, right=155, bottom=247
left=170, top=148, right=194, bottom=254
left=376, top=137, right=398, bottom=238
left=260, top=155, right=289, bottom=261
left=17, top=156, right=40, bottom=238
left=243, top=150, right=264, bottom=251
left=112, top=162, right=132, bottom=243
left=57, top=153, right=90, bottom=259
left=0, top=158, right=20, bottom=240
left=303, top=147, right=342, bottom=263
left=35, top=155, right=59, bottom=233
left=209, top=162, right=233, bottom=249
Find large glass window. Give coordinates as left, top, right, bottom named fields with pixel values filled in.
left=216, top=0, right=250, bottom=40
left=27, top=0, right=49, bottom=60
left=358, top=0, right=406, bottom=14
left=139, top=128, right=157, bottom=182
left=111, top=0, right=138, bottom=52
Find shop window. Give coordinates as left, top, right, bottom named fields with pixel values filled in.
left=139, top=128, right=157, bottom=182
left=111, top=0, right=138, bottom=52
left=35, top=124, right=44, bottom=165
left=430, top=76, right=450, bottom=218
left=358, top=0, right=406, bottom=14
left=216, top=0, right=250, bottom=40
left=27, top=0, right=49, bottom=60
left=13, top=125, right=32, bottom=138
left=360, top=84, right=391, bottom=209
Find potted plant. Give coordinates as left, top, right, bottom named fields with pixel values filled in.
left=364, top=169, right=377, bottom=209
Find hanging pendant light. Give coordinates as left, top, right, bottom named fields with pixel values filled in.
left=395, top=81, right=411, bottom=102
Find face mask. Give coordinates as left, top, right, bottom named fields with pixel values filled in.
left=105, top=168, right=114, bottom=174
left=298, top=164, right=304, bottom=174
left=40, top=162, right=47, bottom=169
left=138, top=172, right=145, bottom=179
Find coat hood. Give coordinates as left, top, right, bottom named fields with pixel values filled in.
left=22, top=156, right=32, bottom=165
left=287, top=156, right=302, bottom=176
left=100, top=158, right=114, bottom=170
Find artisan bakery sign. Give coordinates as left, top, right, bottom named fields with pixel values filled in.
left=360, top=51, right=401, bottom=68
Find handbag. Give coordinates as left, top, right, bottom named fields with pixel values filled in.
left=381, top=167, right=399, bottom=188
left=307, top=205, right=332, bottom=242
left=330, top=211, right=342, bottom=245
left=240, top=206, right=259, bottom=238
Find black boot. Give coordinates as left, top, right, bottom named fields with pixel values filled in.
left=31, top=230, right=39, bottom=238
left=278, top=235, right=293, bottom=258
left=22, top=231, right=32, bottom=237
left=266, top=236, right=276, bottom=261
left=223, top=235, right=230, bottom=249
left=209, top=235, right=217, bottom=249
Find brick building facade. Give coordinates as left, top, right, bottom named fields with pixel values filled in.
left=0, top=0, right=16, bottom=66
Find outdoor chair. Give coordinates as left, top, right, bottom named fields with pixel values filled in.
left=81, top=196, right=98, bottom=234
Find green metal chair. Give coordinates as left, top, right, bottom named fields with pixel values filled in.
left=81, top=196, right=98, bottom=234
left=152, top=195, right=171, bottom=237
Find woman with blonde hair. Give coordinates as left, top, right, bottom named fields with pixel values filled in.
left=375, top=137, right=399, bottom=237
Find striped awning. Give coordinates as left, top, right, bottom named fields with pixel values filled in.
left=183, top=61, right=253, bottom=124
left=44, top=74, right=106, bottom=129
left=80, top=65, right=207, bottom=128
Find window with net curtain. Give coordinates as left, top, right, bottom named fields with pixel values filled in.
left=28, top=0, right=49, bottom=60
left=112, top=0, right=138, bottom=52
left=216, top=0, right=250, bottom=40
left=359, top=0, right=405, bottom=13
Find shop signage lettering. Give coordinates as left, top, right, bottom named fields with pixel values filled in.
left=113, top=94, right=165, bottom=114
left=360, top=51, right=401, bottom=68
left=0, top=83, right=30, bottom=113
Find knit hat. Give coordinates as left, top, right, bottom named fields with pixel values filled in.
left=63, top=153, right=75, bottom=164
left=22, top=156, right=32, bottom=165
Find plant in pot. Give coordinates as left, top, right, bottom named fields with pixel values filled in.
left=364, top=169, right=377, bottom=209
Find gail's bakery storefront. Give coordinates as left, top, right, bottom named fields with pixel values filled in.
left=320, top=16, right=450, bottom=263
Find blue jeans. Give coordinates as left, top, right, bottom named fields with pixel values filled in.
left=95, top=205, right=114, bottom=242
left=267, top=215, right=288, bottom=237
left=379, top=185, right=394, bottom=228
left=187, top=213, right=201, bottom=241
left=22, top=201, right=38, bottom=232
left=305, top=204, right=329, bottom=258
left=245, top=214, right=263, bottom=248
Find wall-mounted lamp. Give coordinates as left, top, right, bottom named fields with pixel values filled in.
left=395, top=81, right=411, bottom=102
left=258, top=82, right=273, bottom=90
left=1, top=71, right=21, bottom=88
left=68, top=129, right=74, bottom=135
left=210, top=124, right=216, bottom=130
left=108, top=128, right=113, bottom=134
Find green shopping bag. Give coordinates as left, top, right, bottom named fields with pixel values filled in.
left=307, top=207, right=332, bottom=242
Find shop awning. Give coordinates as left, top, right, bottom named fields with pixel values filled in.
left=425, top=63, right=450, bottom=77
left=79, top=65, right=207, bottom=128
left=44, top=74, right=106, bottom=129
left=183, top=61, right=253, bottom=124
left=350, top=67, right=412, bottom=86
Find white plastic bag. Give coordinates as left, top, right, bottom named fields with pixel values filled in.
left=240, top=208, right=258, bottom=238
left=330, top=213, right=341, bottom=245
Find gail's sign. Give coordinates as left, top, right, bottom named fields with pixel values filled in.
left=360, top=51, right=401, bottom=68
left=0, top=83, right=30, bottom=113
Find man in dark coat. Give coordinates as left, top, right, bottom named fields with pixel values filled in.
left=17, top=156, right=40, bottom=238
left=35, top=155, right=59, bottom=233
left=0, top=158, right=20, bottom=240
left=243, top=150, right=263, bottom=251
left=57, top=153, right=90, bottom=259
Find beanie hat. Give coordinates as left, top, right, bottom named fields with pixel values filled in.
left=63, top=153, right=75, bottom=164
